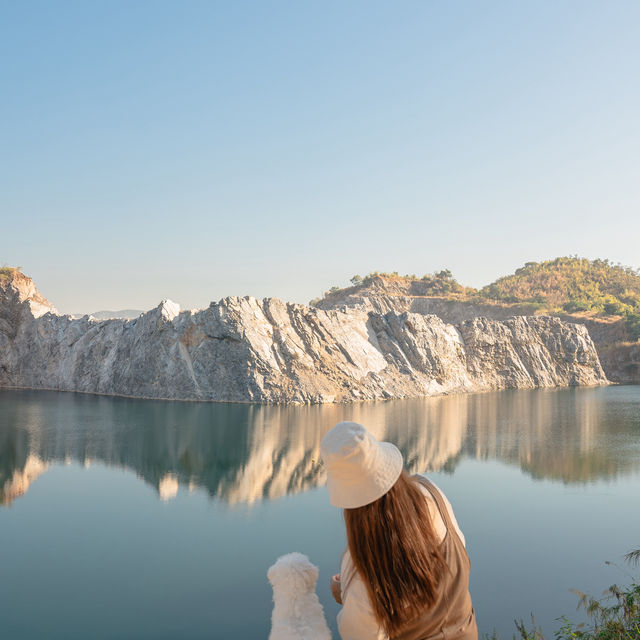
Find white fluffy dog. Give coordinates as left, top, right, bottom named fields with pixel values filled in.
left=267, top=552, right=332, bottom=640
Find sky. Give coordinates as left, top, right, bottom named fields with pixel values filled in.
left=2, top=1, right=639, bottom=314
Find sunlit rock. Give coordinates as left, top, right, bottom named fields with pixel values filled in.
left=0, top=271, right=608, bottom=403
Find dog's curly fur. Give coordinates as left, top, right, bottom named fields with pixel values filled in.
left=267, top=552, right=332, bottom=640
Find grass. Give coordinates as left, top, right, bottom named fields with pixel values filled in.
left=485, top=550, right=640, bottom=640
left=0, top=265, right=22, bottom=280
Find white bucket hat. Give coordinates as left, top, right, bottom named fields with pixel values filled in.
left=320, top=421, right=404, bottom=509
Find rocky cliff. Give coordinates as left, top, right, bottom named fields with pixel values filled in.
left=0, top=271, right=608, bottom=403
left=314, top=275, right=640, bottom=384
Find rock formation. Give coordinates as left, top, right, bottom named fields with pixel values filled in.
left=0, top=271, right=608, bottom=404
left=314, top=275, right=640, bottom=384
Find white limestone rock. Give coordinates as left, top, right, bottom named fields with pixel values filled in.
left=0, top=272, right=608, bottom=403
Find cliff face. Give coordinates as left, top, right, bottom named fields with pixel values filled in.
left=595, top=341, right=640, bottom=383
left=315, top=276, right=638, bottom=384
left=315, top=289, right=542, bottom=322
left=0, top=273, right=608, bottom=403
left=0, top=270, right=57, bottom=337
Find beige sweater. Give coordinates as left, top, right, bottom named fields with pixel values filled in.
left=336, top=476, right=466, bottom=640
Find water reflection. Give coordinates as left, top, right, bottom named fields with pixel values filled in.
left=1, top=387, right=639, bottom=506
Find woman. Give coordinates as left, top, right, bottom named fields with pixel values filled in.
left=320, top=421, right=477, bottom=640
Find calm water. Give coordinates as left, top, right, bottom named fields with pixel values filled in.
left=1, top=386, right=639, bottom=639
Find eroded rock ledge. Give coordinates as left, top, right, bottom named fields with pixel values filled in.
left=0, top=273, right=608, bottom=403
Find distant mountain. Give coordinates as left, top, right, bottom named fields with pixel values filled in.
left=85, top=309, right=144, bottom=320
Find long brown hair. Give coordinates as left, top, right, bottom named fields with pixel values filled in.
left=344, top=469, right=447, bottom=637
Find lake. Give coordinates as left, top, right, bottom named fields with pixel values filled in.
left=1, top=386, right=639, bottom=639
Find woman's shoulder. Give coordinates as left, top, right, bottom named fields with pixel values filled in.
left=412, top=473, right=450, bottom=506
left=413, top=474, right=466, bottom=548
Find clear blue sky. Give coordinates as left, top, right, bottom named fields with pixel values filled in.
left=2, top=1, right=639, bottom=313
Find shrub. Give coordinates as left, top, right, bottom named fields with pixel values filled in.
left=625, top=312, right=640, bottom=342
left=603, top=299, right=632, bottom=316
left=498, top=550, right=640, bottom=640
left=563, top=299, right=593, bottom=313
left=0, top=266, right=22, bottom=280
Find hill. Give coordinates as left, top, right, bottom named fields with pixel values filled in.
left=315, top=257, right=640, bottom=342
left=313, top=257, right=640, bottom=383
left=478, top=257, right=640, bottom=332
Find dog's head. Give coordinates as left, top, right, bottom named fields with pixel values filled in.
left=267, top=552, right=320, bottom=595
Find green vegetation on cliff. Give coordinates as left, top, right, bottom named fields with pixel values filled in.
left=0, top=266, right=22, bottom=281
left=349, top=269, right=475, bottom=297
left=478, top=257, right=639, bottom=312
left=322, top=257, right=640, bottom=342
left=477, top=257, right=640, bottom=340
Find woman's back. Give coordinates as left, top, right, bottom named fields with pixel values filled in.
left=338, top=476, right=476, bottom=640
left=319, top=422, right=477, bottom=640
left=392, top=476, right=476, bottom=640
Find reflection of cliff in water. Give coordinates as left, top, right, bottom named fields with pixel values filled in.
left=1, top=387, right=638, bottom=506
left=465, top=387, right=640, bottom=483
